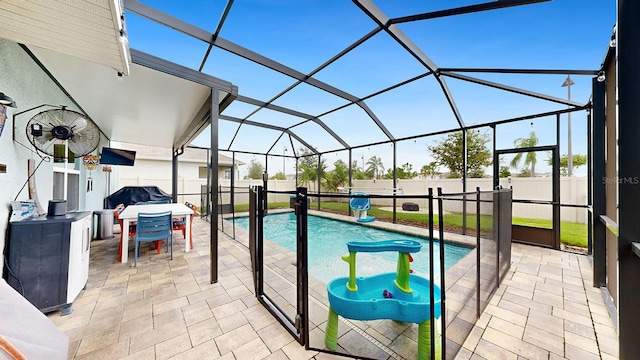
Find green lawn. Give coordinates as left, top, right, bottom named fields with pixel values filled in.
left=232, top=201, right=588, bottom=248
left=512, top=217, right=587, bottom=247
left=232, top=202, right=289, bottom=213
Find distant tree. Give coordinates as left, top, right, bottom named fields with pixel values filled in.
left=270, top=172, right=286, bottom=180
left=366, top=156, right=384, bottom=179
left=317, top=158, right=328, bottom=188
left=297, top=149, right=318, bottom=188
left=324, top=159, right=349, bottom=192
left=546, top=154, right=587, bottom=176
left=296, top=148, right=327, bottom=190
left=510, top=131, right=539, bottom=176
left=353, top=172, right=366, bottom=180
left=246, top=158, right=264, bottom=179
left=352, top=160, right=360, bottom=171
left=332, top=159, right=348, bottom=182
left=498, top=166, right=512, bottom=178
left=420, top=162, right=439, bottom=178
left=517, top=168, right=531, bottom=177
left=427, top=130, right=492, bottom=178
left=383, top=162, right=417, bottom=179
left=350, top=160, right=366, bottom=180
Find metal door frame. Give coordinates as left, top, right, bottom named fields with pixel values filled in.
left=249, top=186, right=308, bottom=345
left=493, top=145, right=560, bottom=249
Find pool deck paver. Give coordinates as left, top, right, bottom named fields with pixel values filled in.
left=457, top=243, right=618, bottom=360
left=46, top=215, right=617, bottom=359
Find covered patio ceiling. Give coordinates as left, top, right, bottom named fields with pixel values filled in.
left=1, top=0, right=237, bottom=150
left=26, top=46, right=237, bottom=149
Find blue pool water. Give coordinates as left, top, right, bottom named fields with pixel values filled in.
left=234, top=212, right=472, bottom=283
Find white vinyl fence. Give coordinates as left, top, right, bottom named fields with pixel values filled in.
left=119, top=176, right=588, bottom=223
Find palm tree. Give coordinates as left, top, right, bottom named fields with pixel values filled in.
left=298, top=159, right=328, bottom=190
left=298, top=162, right=316, bottom=188
left=324, top=160, right=348, bottom=192
left=510, top=131, right=539, bottom=177
left=297, top=148, right=324, bottom=190
left=351, top=160, right=361, bottom=172
left=366, top=156, right=384, bottom=179
left=352, top=160, right=366, bottom=180
left=420, top=161, right=438, bottom=179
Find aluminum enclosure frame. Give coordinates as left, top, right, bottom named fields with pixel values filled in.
left=118, top=0, right=622, bottom=354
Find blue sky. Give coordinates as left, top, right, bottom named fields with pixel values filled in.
left=125, top=1, right=616, bottom=177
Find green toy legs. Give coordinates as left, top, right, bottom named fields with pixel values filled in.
left=325, top=306, right=339, bottom=350
left=418, top=319, right=441, bottom=360
left=326, top=307, right=442, bottom=359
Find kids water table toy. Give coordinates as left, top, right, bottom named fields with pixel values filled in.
left=325, top=239, right=442, bottom=359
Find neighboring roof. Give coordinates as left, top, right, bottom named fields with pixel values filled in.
left=113, top=142, right=243, bottom=167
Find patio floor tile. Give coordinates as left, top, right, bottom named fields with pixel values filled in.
left=522, top=325, right=564, bottom=357
left=47, top=217, right=616, bottom=359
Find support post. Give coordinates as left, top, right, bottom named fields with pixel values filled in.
left=393, top=142, right=397, bottom=224
left=617, top=1, right=640, bottom=356
left=476, top=187, right=481, bottom=318
left=348, top=150, right=353, bottom=218
left=462, top=130, right=467, bottom=235
left=171, top=147, right=179, bottom=203
left=491, top=125, right=498, bottom=189
left=295, top=187, right=309, bottom=346
left=592, top=77, right=606, bottom=287
left=210, top=88, right=219, bottom=283
left=206, top=147, right=211, bottom=218
left=553, top=115, right=560, bottom=250
left=316, top=155, right=321, bottom=210
left=231, top=152, right=236, bottom=238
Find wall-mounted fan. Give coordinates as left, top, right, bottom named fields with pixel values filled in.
left=26, top=107, right=100, bottom=158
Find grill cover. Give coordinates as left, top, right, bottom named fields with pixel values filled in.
left=105, top=186, right=171, bottom=209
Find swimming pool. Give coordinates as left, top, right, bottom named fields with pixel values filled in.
left=234, top=212, right=472, bottom=283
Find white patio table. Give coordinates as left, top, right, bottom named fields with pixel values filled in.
left=118, top=203, right=194, bottom=263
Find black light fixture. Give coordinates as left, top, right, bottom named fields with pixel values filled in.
left=0, top=92, right=16, bottom=108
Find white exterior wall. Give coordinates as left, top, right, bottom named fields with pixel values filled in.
left=118, top=156, right=232, bottom=206
left=223, top=180, right=297, bottom=205
left=175, top=176, right=587, bottom=224
left=351, top=177, right=587, bottom=223
left=0, top=39, right=109, bottom=275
